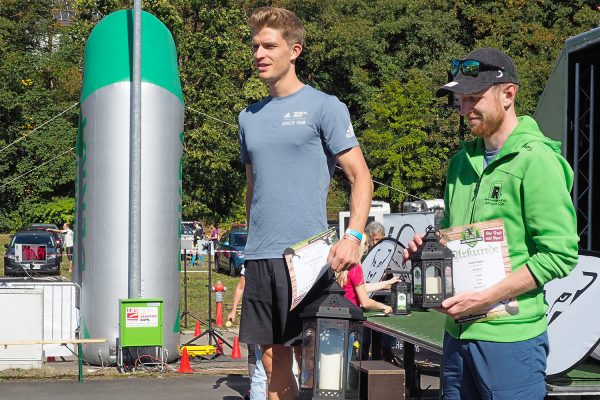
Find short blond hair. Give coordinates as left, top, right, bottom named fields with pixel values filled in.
left=248, top=6, right=305, bottom=46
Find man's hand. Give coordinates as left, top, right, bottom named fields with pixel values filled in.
left=438, top=265, right=538, bottom=320
left=226, top=310, right=236, bottom=324
left=438, top=290, right=494, bottom=320
left=328, top=238, right=359, bottom=272
left=401, top=233, right=424, bottom=263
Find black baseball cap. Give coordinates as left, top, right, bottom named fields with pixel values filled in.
left=436, top=47, right=519, bottom=97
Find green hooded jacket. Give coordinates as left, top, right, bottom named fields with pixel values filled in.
left=440, top=116, right=579, bottom=342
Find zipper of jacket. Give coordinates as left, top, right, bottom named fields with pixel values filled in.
left=469, top=151, right=515, bottom=224
left=469, top=174, right=483, bottom=224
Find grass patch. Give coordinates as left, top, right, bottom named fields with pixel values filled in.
left=179, top=258, right=241, bottom=329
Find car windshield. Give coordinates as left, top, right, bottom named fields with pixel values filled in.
left=181, top=225, right=194, bottom=235
left=13, top=233, right=54, bottom=246
left=231, top=233, right=247, bottom=247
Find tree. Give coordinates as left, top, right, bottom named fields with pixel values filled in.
left=0, top=0, right=598, bottom=231
left=174, top=0, right=260, bottom=223
left=0, top=0, right=79, bottom=231
left=361, top=74, right=454, bottom=210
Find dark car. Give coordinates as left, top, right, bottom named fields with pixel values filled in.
left=214, top=228, right=247, bottom=276
left=4, top=230, right=61, bottom=276
left=24, top=223, right=64, bottom=255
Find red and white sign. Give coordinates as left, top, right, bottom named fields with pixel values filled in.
left=125, top=306, right=159, bottom=328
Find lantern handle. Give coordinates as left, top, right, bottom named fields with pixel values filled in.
left=425, top=225, right=442, bottom=237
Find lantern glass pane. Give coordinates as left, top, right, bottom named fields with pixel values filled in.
left=317, top=319, right=345, bottom=391
left=300, top=326, right=316, bottom=390
left=444, top=260, right=453, bottom=296
left=413, top=261, right=422, bottom=295
left=345, top=330, right=361, bottom=399
left=425, top=262, right=442, bottom=295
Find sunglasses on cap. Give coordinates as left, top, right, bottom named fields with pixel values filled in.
left=451, top=59, right=504, bottom=77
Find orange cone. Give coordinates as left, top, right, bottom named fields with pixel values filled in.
left=231, top=336, right=241, bottom=359
left=216, top=338, right=223, bottom=354
left=194, top=321, right=202, bottom=336
left=178, top=347, right=193, bottom=373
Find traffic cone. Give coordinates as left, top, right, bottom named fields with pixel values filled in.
left=231, top=336, right=241, bottom=359
left=216, top=338, right=223, bottom=355
left=178, top=347, right=193, bottom=373
left=194, top=321, right=202, bottom=336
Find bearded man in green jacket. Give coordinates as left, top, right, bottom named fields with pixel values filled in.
left=404, top=48, right=579, bottom=399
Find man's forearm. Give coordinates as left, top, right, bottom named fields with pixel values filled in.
left=346, top=168, right=373, bottom=233
left=483, top=265, right=538, bottom=305
left=441, top=264, right=539, bottom=318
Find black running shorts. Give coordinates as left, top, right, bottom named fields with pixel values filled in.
left=239, top=258, right=329, bottom=346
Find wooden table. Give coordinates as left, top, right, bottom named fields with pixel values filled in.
left=0, top=338, right=107, bottom=382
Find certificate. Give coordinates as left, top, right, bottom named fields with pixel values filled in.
left=440, top=219, right=519, bottom=323
left=284, top=228, right=337, bottom=310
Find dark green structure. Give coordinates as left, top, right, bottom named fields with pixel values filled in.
left=534, top=27, right=600, bottom=252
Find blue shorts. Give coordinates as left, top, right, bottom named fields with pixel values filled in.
left=442, top=331, right=548, bottom=400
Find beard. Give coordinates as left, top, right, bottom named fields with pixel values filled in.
left=468, top=104, right=504, bottom=138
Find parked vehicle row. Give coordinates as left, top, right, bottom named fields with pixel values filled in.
left=2, top=220, right=247, bottom=278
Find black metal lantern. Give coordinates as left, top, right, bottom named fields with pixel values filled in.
left=390, top=280, right=411, bottom=315
left=410, top=225, right=454, bottom=308
left=299, top=270, right=365, bottom=400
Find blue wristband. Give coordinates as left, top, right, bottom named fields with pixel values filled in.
left=344, top=229, right=363, bottom=242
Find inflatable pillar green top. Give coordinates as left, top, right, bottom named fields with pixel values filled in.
left=75, top=10, right=184, bottom=364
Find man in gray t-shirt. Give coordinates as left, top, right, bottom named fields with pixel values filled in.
left=239, top=7, right=373, bottom=400
left=239, top=85, right=358, bottom=259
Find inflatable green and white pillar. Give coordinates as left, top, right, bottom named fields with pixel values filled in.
left=75, top=9, right=184, bottom=364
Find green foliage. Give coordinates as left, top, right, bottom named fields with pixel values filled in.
left=0, top=0, right=598, bottom=230
left=176, top=1, right=258, bottom=223
left=21, top=197, right=75, bottom=227
left=361, top=74, right=452, bottom=210
left=0, top=1, right=80, bottom=231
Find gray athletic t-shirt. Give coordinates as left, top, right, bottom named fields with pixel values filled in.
left=238, top=85, right=359, bottom=260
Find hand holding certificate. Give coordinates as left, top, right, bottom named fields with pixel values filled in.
left=440, top=219, right=519, bottom=323
left=284, top=228, right=338, bottom=310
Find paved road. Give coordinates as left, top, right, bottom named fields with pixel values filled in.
left=0, top=327, right=251, bottom=400
left=0, top=374, right=249, bottom=400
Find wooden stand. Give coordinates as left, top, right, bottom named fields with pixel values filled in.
left=355, top=360, right=405, bottom=400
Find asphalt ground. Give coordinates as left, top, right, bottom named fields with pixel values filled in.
left=0, top=326, right=252, bottom=400
left=0, top=326, right=445, bottom=400
left=0, top=374, right=249, bottom=400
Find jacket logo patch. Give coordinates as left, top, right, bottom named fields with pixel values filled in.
left=490, top=183, right=502, bottom=199
left=485, top=182, right=506, bottom=206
